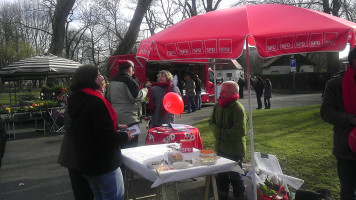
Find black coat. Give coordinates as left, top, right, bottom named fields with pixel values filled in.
left=67, top=92, right=128, bottom=176
left=320, top=72, right=356, bottom=160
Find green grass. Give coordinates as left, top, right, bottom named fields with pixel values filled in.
left=195, top=105, right=339, bottom=197
left=0, top=89, right=41, bottom=105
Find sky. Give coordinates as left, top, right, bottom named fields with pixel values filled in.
left=1, top=0, right=350, bottom=58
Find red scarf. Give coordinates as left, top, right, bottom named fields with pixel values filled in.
left=342, top=66, right=356, bottom=116
left=218, top=94, right=240, bottom=108
left=148, top=82, right=171, bottom=117
left=81, top=88, right=118, bottom=132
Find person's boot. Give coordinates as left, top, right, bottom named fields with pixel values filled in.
left=264, top=102, right=268, bottom=109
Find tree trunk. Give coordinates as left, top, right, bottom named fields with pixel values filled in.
left=112, top=0, right=153, bottom=56
left=108, top=0, right=153, bottom=75
left=48, top=0, right=76, bottom=56
left=327, top=52, right=340, bottom=75
left=322, top=0, right=341, bottom=74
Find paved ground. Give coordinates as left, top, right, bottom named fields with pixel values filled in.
left=0, top=91, right=322, bottom=200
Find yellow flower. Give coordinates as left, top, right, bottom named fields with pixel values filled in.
left=39, top=102, right=44, bottom=106
left=5, top=107, right=11, bottom=111
left=30, top=106, right=33, bottom=109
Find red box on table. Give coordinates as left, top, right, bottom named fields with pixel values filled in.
left=180, top=139, right=193, bottom=153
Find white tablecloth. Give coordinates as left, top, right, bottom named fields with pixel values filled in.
left=121, top=144, right=244, bottom=188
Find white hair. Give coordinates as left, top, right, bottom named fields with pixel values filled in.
left=222, top=81, right=239, bottom=94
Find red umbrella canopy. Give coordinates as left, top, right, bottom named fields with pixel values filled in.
left=137, top=4, right=356, bottom=61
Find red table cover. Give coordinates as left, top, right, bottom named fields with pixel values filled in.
left=145, top=126, right=203, bottom=150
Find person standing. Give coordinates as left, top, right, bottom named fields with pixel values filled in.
left=184, top=74, right=196, bottom=113
left=67, top=64, right=133, bottom=200
left=146, top=70, right=181, bottom=127
left=209, top=81, right=247, bottom=200
left=58, top=108, right=94, bottom=200
left=0, top=116, right=7, bottom=170
left=264, top=79, right=272, bottom=109
left=108, top=60, right=148, bottom=148
left=194, top=74, right=202, bottom=110
left=320, top=47, right=356, bottom=200
left=253, top=76, right=264, bottom=109
left=238, top=77, right=245, bottom=99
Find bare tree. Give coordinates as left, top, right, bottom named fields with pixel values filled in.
left=19, top=0, right=52, bottom=55
left=0, top=2, right=35, bottom=68
left=112, top=0, right=153, bottom=56
left=48, top=0, right=76, bottom=56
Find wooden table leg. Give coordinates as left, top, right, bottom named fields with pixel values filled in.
left=129, top=170, right=137, bottom=200
left=124, top=168, right=129, bottom=200
left=124, top=168, right=137, bottom=200
left=211, top=175, right=219, bottom=200
left=155, top=187, right=161, bottom=200
left=205, top=175, right=211, bottom=200
left=161, top=184, right=168, bottom=200
left=173, top=182, right=179, bottom=200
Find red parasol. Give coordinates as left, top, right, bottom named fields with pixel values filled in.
left=136, top=4, right=356, bottom=200
left=137, top=4, right=356, bottom=61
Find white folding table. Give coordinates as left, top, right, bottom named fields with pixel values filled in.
left=121, top=144, right=244, bottom=200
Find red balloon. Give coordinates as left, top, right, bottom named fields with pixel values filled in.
left=163, top=92, right=183, bottom=115
left=348, top=127, right=356, bottom=153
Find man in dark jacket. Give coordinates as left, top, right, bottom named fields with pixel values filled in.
left=320, top=47, right=356, bottom=200
left=237, top=78, right=245, bottom=99
left=253, top=76, right=264, bottom=109
left=194, top=74, right=202, bottom=110
left=0, top=116, right=7, bottom=170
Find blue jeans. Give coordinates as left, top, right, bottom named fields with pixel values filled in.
left=187, top=96, right=196, bottom=112
left=195, top=91, right=202, bottom=109
left=85, top=167, right=125, bottom=200
left=337, top=157, right=356, bottom=200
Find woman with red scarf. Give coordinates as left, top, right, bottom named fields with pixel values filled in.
left=146, top=70, right=181, bottom=128
left=66, top=64, right=133, bottom=200
left=321, top=47, right=356, bottom=200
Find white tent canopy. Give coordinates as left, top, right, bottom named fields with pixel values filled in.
left=0, top=54, right=81, bottom=81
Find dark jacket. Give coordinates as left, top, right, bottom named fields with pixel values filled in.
left=68, top=92, right=128, bottom=176
left=264, top=81, right=272, bottom=98
left=253, top=78, right=264, bottom=95
left=151, top=86, right=181, bottom=127
left=320, top=72, right=356, bottom=160
left=194, top=78, right=202, bottom=93
left=58, top=108, right=81, bottom=170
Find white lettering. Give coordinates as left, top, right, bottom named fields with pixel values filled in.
left=193, top=48, right=202, bottom=53
left=181, top=147, right=192, bottom=153
left=295, top=42, right=306, bottom=47
left=148, top=133, right=154, bottom=142
left=167, top=51, right=177, bottom=56
left=164, top=101, right=171, bottom=110
left=206, top=48, right=216, bottom=53
left=220, top=47, right=230, bottom=52
left=325, top=40, right=335, bottom=46
left=179, top=49, right=189, bottom=54
left=281, top=43, right=291, bottom=49
left=267, top=45, right=277, bottom=51
left=310, top=41, right=321, bottom=46
left=184, top=133, right=195, bottom=140
left=139, top=49, right=148, bottom=54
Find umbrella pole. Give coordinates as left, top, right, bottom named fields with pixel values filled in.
left=246, top=41, right=257, bottom=200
